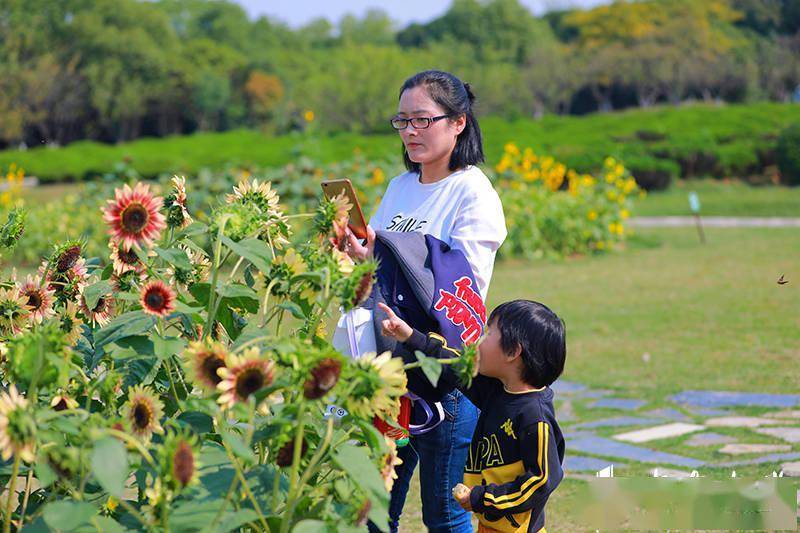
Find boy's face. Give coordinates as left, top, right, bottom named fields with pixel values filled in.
left=477, top=319, right=513, bottom=379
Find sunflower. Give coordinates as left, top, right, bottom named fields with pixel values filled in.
left=338, top=261, right=377, bottom=312
left=122, top=384, right=164, bottom=441
left=58, top=301, right=83, bottom=345
left=41, top=257, right=88, bottom=303
left=216, top=348, right=276, bottom=409
left=226, top=178, right=280, bottom=214
left=0, top=287, right=32, bottom=336
left=379, top=437, right=404, bottom=492
left=50, top=393, right=79, bottom=411
left=347, top=351, right=406, bottom=420
left=313, top=192, right=352, bottom=244
left=159, top=428, right=200, bottom=491
left=140, top=280, right=176, bottom=317
left=303, top=357, right=342, bottom=400
left=109, top=240, right=146, bottom=276
left=17, top=274, right=55, bottom=324
left=53, top=241, right=83, bottom=273
left=331, top=248, right=354, bottom=274
left=183, top=340, right=228, bottom=393
left=79, top=290, right=115, bottom=327
left=165, top=176, right=193, bottom=229
left=451, top=342, right=481, bottom=389
left=274, top=248, right=307, bottom=276
left=0, top=385, right=36, bottom=462
left=103, top=183, right=166, bottom=251
left=275, top=437, right=308, bottom=467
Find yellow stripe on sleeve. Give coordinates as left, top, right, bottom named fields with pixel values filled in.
left=429, top=332, right=462, bottom=358
left=482, top=422, right=550, bottom=510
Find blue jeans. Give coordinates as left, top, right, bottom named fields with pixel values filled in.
left=370, top=390, right=479, bottom=533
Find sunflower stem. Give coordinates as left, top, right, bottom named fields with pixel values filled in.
left=288, top=403, right=307, bottom=494
left=306, top=290, right=334, bottom=341
left=222, top=443, right=270, bottom=531
left=3, top=454, right=20, bottom=533
left=259, top=279, right=278, bottom=328
left=281, top=415, right=333, bottom=533
left=164, top=357, right=183, bottom=415
left=227, top=256, right=245, bottom=282
left=117, top=497, right=153, bottom=532
left=105, top=429, right=157, bottom=469
left=204, top=217, right=229, bottom=340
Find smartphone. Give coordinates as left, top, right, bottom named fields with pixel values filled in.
left=320, top=178, right=369, bottom=240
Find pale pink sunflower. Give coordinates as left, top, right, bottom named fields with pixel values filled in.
left=103, top=183, right=166, bottom=251
left=17, top=274, right=55, bottom=324
left=139, top=280, right=176, bottom=317
left=79, top=291, right=115, bottom=327
left=216, top=348, right=275, bottom=409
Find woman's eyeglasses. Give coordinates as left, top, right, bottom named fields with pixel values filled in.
left=390, top=114, right=452, bottom=130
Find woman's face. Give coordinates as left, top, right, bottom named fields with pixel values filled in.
left=397, top=86, right=466, bottom=168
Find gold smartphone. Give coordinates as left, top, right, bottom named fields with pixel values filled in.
left=320, top=178, right=369, bottom=240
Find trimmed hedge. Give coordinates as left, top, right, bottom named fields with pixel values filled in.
left=777, top=122, right=800, bottom=186
left=1, top=103, right=800, bottom=187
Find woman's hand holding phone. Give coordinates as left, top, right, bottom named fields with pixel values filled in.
left=344, top=224, right=376, bottom=261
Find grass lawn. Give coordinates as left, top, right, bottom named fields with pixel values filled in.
left=637, top=179, right=800, bottom=217
left=397, top=226, right=800, bottom=531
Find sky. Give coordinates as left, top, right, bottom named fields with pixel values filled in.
left=232, top=0, right=612, bottom=28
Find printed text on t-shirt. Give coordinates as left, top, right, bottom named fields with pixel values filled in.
left=386, top=214, right=428, bottom=233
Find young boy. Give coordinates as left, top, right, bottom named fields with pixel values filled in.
left=378, top=299, right=566, bottom=533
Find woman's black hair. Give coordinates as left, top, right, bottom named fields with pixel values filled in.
left=488, top=300, right=567, bottom=388
left=398, top=70, right=484, bottom=174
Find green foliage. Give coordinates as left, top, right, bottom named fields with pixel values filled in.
left=776, top=121, right=800, bottom=185
left=0, top=179, right=411, bottom=531
left=1, top=0, right=799, bottom=148
left=2, top=103, right=799, bottom=184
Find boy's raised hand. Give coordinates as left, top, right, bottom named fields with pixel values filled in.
left=377, top=302, right=413, bottom=343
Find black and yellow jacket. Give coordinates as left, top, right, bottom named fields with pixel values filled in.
left=405, top=331, right=565, bottom=533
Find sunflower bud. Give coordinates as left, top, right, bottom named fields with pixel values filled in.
left=275, top=438, right=308, bottom=467
left=303, top=358, right=342, bottom=399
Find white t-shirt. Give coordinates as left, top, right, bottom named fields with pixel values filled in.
left=333, top=165, right=507, bottom=357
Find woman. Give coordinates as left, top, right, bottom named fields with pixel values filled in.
left=345, top=70, right=506, bottom=532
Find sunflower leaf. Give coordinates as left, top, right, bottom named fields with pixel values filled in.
left=332, top=443, right=389, bottom=512
left=220, top=236, right=273, bottom=273
left=154, top=246, right=192, bottom=271
left=94, top=311, right=156, bottom=348
left=415, top=350, right=442, bottom=387
left=221, top=429, right=257, bottom=465
left=82, top=280, right=113, bottom=311
left=91, top=437, right=128, bottom=498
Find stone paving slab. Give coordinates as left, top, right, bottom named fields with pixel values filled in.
left=614, top=423, right=705, bottom=444
left=753, top=427, right=800, bottom=443
left=643, top=407, right=690, bottom=422
left=574, top=416, right=663, bottom=430
left=685, top=406, right=730, bottom=417
left=705, top=416, right=785, bottom=428
left=590, top=398, right=647, bottom=411
left=781, top=461, right=800, bottom=477
left=671, top=390, right=800, bottom=409
left=766, top=409, right=800, bottom=420
left=568, top=435, right=705, bottom=468
left=551, top=380, right=587, bottom=394
left=685, top=432, right=738, bottom=447
left=715, top=451, right=800, bottom=468
left=719, top=443, right=792, bottom=455
left=564, top=455, right=620, bottom=472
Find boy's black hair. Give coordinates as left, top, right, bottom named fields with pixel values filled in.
left=488, top=300, right=566, bottom=388
left=398, top=70, right=484, bottom=173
